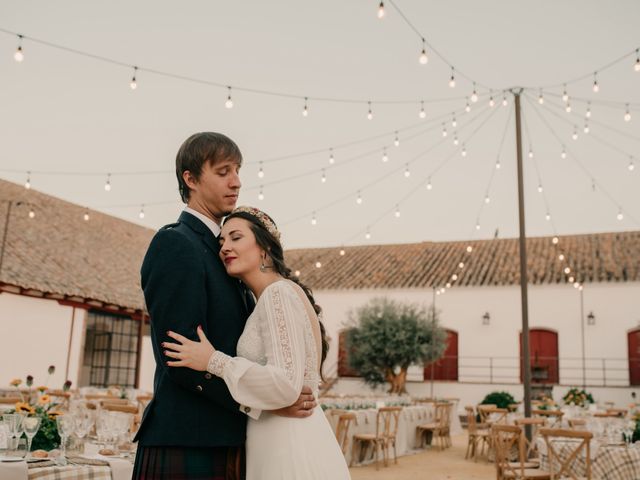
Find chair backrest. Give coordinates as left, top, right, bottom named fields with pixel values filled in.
left=484, top=407, right=509, bottom=424
left=533, top=409, right=564, bottom=426
left=515, top=417, right=546, bottom=458
left=465, top=406, right=480, bottom=433
left=434, top=402, right=452, bottom=428
left=568, top=418, right=587, bottom=429
left=477, top=404, right=497, bottom=422
left=0, top=397, right=20, bottom=405
left=539, top=428, right=593, bottom=480
left=335, top=413, right=357, bottom=454
left=376, top=407, right=402, bottom=439
left=491, top=424, right=526, bottom=478
left=605, top=408, right=627, bottom=418
left=101, top=402, right=139, bottom=414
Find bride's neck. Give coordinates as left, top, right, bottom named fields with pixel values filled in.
left=241, top=270, right=284, bottom=299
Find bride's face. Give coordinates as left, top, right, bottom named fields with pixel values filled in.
left=219, top=217, right=264, bottom=278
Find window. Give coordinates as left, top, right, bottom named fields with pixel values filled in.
left=83, top=310, right=140, bottom=388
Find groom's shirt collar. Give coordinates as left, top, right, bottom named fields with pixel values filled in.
left=183, top=207, right=221, bottom=237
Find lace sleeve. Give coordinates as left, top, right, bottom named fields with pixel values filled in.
left=206, top=281, right=308, bottom=410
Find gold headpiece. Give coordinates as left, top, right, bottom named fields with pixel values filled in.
left=230, top=206, right=281, bottom=240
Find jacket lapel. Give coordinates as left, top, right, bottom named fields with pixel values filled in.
left=178, top=211, right=219, bottom=252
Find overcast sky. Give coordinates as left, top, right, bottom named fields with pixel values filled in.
left=1, top=1, right=639, bottom=249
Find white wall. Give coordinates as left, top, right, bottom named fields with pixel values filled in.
left=0, top=291, right=85, bottom=390
left=315, top=282, right=640, bottom=388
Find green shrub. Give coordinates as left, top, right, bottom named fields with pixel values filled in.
left=480, top=391, right=517, bottom=409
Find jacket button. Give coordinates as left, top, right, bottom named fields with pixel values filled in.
left=196, top=385, right=203, bottom=392
left=244, top=406, right=251, bottom=414
left=204, top=373, right=212, bottom=380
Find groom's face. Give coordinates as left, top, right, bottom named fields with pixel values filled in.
left=186, top=158, right=241, bottom=223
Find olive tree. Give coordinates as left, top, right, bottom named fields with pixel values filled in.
left=345, top=297, right=447, bottom=394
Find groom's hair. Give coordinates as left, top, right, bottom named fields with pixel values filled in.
left=176, top=132, right=243, bottom=203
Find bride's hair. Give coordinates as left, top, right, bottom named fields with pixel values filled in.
left=224, top=209, right=329, bottom=378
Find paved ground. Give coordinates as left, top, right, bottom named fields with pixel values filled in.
left=349, top=433, right=495, bottom=480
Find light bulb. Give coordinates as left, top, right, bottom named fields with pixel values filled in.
left=538, top=91, right=544, bottom=104
left=572, top=128, right=578, bottom=141
left=329, top=149, right=335, bottom=164
left=25, top=172, right=31, bottom=189
left=258, top=163, right=264, bottom=178
left=28, top=209, right=35, bottom=219
left=624, top=105, right=631, bottom=122
left=592, top=74, right=599, bottom=93
left=442, top=124, right=447, bottom=137
left=465, top=102, right=471, bottom=113
left=452, top=116, right=457, bottom=127
left=458, top=262, right=464, bottom=269
left=339, top=249, right=345, bottom=256
left=382, top=149, right=388, bottom=162
left=83, top=211, right=90, bottom=221
left=628, top=160, right=635, bottom=172
left=537, top=184, right=543, bottom=193
left=365, top=230, right=371, bottom=240
left=130, top=66, right=138, bottom=90
left=394, top=205, right=400, bottom=218
left=294, top=270, right=300, bottom=276
left=564, top=267, right=571, bottom=274
left=356, top=192, right=362, bottom=204
left=573, top=282, right=580, bottom=289
left=453, top=136, right=459, bottom=146
left=258, top=187, right=264, bottom=201
left=635, top=51, right=640, bottom=72
left=225, top=86, right=234, bottom=109
left=14, top=46, right=24, bottom=63
left=404, top=165, right=410, bottom=177
left=104, top=174, right=112, bottom=192
left=495, top=160, right=501, bottom=169
left=585, top=103, right=592, bottom=118
left=419, top=101, right=426, bottom=119
left=475, top=223, right=480, bottom=230
left=559, top=254, right=565, bottom=261
left=565, top=103, right=572, bottom=113
left=461, top=145, right=467, bottom=157
left=394, top=133, right=400, bottom=147
left=466, top=245, right=473, bottom=253
left=470, top=84, right=478, bottom=103
left=617, top=209, right=624, bottom=221
left=321, top=169, right=327, bottom=182
left=484, top=195, right=490, bottom=204
left=561, top=148, right=567, bottom=159
left=528, top=149, right=534, bottom=159
left=448, top=68, right=456, bottom=88
left=562, top=86, right=569, bottom=103
left=552, top=236, right=559, bottom=245
left=139, top=206, right=145, bottom=219
left=377, top=1, right=385, bottom=18
left=545, top=213, right=551, bottom=221
left=489, top=97, right=495, bottom=108
left=419, top=44, right=428, bottom=65
left=446, top=282, right=452, bottom=288
left=502, top=95, right=508, bottom=107
left=568, top=276, right=574, bottom=283
left=311, top=213, right=317, bottom=225
left=302, top=98, right=309, bottom=117
left=452, top=274, right=458, bottom=281
left=315, top=261, right=322, bottom=268
left=426, top=178, right=432, bottom=190
left=367, top=101, right=373, bottom=120
left=583, top=123, right=590, bottom=134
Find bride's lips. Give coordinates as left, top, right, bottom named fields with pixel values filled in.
left=224, top=256, right=237, bottom=265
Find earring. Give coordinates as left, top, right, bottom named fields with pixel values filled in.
left=260, top=262, right=266, bottom=273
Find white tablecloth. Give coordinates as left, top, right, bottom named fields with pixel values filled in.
left=0, top=455, right=133, bottom=480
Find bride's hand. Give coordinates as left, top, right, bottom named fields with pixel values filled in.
left=163, top=326, right=214, bottom=371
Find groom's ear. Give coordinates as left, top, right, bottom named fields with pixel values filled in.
left=183, top=170, right=196, bottom=188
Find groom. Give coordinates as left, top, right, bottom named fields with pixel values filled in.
left=133, top=132, right=315, bottom=480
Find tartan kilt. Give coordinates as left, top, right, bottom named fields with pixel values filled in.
left=132, top=445, right=245, bottom=480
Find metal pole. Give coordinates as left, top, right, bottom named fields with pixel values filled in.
left=514, top=91, right=533, bottom=439
left=430, top=286, right=436, bottom=398
left=580, top=288, right=586, bottom=389
left=0, top=201, right=13, bottom=277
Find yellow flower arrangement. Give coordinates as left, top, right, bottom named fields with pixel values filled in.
left=14, top=401, right=35, bottom=415
left=36, top=386, right=48, bottom=394
left=38, top=394, right=51, bottom=405
left=10, top=378, right=22, bottom=387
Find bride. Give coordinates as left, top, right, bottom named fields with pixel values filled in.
left=163, top=206, right=351, bottom=479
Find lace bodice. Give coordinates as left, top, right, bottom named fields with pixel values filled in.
left=207, top=280, right=321, bottom=410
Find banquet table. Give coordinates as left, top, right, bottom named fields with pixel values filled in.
left=325, top=404, right=433, bottom=465
left=0, top=455, right=133, bottom=480
left=538, top=438, right=640, bottom=480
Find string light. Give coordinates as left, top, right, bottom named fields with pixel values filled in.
left=489, top=93, right=495, bottom=108
left=104, top=174, right=112, bottom=192
left=564, top=267, right=571, bottom=274
left=572, top=126, right=578, bottom=140
left=24, top=171, right=31, bottom=190
left=635, top=49, right=640, bottom=72
left=448, top=67, right=456, bottom=88
left=451, top=114, right=457, bottom=128
left=565, top=102, right=572, bottom=113
left=315, top=261, right=322, bottom=268
left=404, top=164, right=410, bottom=177
left=475, top=222, right=480, bottom=230
left=624, top=104, right=631, bottom=122
left=538, top=90, right=544, bottom=104
left=339, top=249, right=345, bottom=256
left=568, top=276, right=575, bottom=283
left=329, top=148, right=335, bottom=164
left=458, top=262, right=464, bottom=269
left=561, top=147, right=567, bottom=159
left=484, top=194, right=490, bottom=204
left=465, top=101, right=471, bottom=113
left=545, top=212, right=551, bottom=221
left=257, top=161, right=264, bottom=178
left=453, top=135, right=459, bottom=146
left=225, top=86, right=234, bottom=109
left=294, top=270, right=300, bottom=277
left=451, top=273, right=458, bottom=281
left=466, top=245, right=473, bottom=253
left=495, top=159, right=501, bottom=169
left=139, top=205, right=145, bottom=219
left=377, top=1, right=385, bottom=19
left=537, top=183, right=543, bottom=193
left=573, top=282, right=580, bottom=289
left=583, top=122, right=590, bottom=134
left=558, top=254, right=565, bottom=261
left=365, top=228, right=371, bottom=240
left=382, top=148, right=389, bottom=162
left=419, top=101, right=426, bottom=119
left=321, top=169, right=327, bottom=183
left=585, top=102, right=592, bottom=118
left=426, top=177, right=432, bottom=190
left=461, top=144, right=467, bottom=157
left=83, top=209, right=90, bottom=222
left=628, top=158, right=635, bottom=172
left=28, top=208, right=35, bottom=219
left=14, top=35, right=24, bottom=62
left=470, top=83, right=478, bottom=103
left=311, top=212, right=317, bottom=225
left=528, top=148, right=534, bottom=159
left=302, top=97, right=309, bottom=117
left=394, top=132, right=400, bottom=147
left=258, top=186, right=264, bottom=201
left=562, top=85, right=569, bottom=103
left=367, top=101, right=373, bottom=120
left=446, top=282, right=452, bottom=288
left=552, top=236, right=559, bottom=245
left=129, top=67, right=138, bottom=90
left=442, top=124, right=448, bottom=137
left=502, top=93, right=508, bottom=107
left=394, top=205, right=400, bottom=218
left=592, top=72, right=599, bottom=93
left=419, top=40, right=428, bottom=64
left=617, top=208, right=624, bottom=221
left=356, top=191, right=362, bottom=204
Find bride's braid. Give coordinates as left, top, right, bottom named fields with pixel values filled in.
left=224, top=209, right=330, bottom=377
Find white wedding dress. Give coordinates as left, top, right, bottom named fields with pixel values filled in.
left=207, top=279, right=350, bottom=479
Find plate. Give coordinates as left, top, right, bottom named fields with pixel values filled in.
left=0, top=456, right=25, bottom=462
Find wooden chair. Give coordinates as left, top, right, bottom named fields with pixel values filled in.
left=477, top=404, right=498, bottom=423
left=0, top=396, right=21, bottom=405
left=533, top=409, right=564, bottom=427
left=491, top=424, right=551, bottom=480
left=416, top=402, right=452, bottom=450
left=465, top=405, right=490, bottom=461
left=101, top=402, right=139, bottom=414
left=539, top=428, right=593, bottom=480
left=605, top=408, right=627, bottom=418
left=568, top=418, right=587, bottom=429
left=484, top=407, right=510, bottom=425
left=515, top=417, right=547, bottom=468
left=350, top=406, right=401, bottom=469
left=334, top=412, right=357, bottom=455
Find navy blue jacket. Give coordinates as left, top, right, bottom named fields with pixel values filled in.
left=135, top=211, right=252, bottom=447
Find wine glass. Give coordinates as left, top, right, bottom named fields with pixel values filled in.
left=3, top=413, right=25, bottom=459
left=73, top=411, right=94, bottom=454
left=23, top=416, right=41, bottom=458
left=56, top=415, right=75, bottom=461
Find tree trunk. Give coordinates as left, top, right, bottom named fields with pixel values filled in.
left=386, top=367, right=408, bottom=394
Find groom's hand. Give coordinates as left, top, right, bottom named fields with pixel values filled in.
left=270, top=386, right=316, bottom=418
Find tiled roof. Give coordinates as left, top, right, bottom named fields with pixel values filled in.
left=0, top=179, right=154, bottom=312
left=285, top=231, right=640, bottom=290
